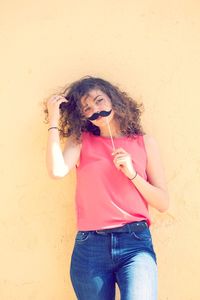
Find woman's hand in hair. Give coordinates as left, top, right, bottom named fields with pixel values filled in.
left=46, top=95, right=68, bottom=124
left=112, top=148, right=136, bottom=180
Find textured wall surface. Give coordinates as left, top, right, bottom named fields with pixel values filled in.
left=0, top=1, right=200, bottom=299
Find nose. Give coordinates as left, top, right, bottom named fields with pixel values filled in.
left=93, top=103, right=101, bottom=113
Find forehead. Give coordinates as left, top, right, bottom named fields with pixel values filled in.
left=80, top=89, right=106, bottom=106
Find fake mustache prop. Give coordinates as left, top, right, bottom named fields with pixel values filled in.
left=87, top=109, right=116, bottom=151
left=87, top=109, right=112, bottom=121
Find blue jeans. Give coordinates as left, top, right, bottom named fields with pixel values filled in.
left=70, top=221, right=157, bottom=300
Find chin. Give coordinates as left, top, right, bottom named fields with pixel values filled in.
left=94, top=116, right=112, bottom=126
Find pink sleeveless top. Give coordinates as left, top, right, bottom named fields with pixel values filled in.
left=75, top=132, right=151, bottom=230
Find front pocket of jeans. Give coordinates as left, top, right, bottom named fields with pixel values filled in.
left=130, top=227, right=152, bottom=241
left=75, top=231, right=90, bottom=242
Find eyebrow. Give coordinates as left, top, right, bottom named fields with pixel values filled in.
left=82, top=94, right=102, bottom=108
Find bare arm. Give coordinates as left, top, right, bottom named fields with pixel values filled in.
left=112, top=134, right=169, bottom=212
left=46, top=127, right=81, bottom=179
left=45, top=94, right=81, bottom=179
left=131, top=134, right=169, bottom=212
left=46, top=127, right=68, bottom=178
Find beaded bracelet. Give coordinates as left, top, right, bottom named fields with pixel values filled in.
left=128, top=171, right=137, bottom=181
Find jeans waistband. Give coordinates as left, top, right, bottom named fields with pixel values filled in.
left=94, top=220, right=148, bottom=234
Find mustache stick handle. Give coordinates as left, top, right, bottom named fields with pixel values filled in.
left=105, top=117, right=116, bottom=151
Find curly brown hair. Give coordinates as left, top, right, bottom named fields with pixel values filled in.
left=43, top=75, right=145, bottom=144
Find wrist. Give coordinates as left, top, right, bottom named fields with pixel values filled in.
left=49, top=119, right=59, bottom=127
left=128, top=171, right=137, bottom=181
left=48, top=126, right=59, bottom=132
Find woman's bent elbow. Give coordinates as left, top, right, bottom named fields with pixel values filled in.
left=49, top=173, right=65, bottom=179
left=159, top=196, right=170, bottom=213
left=159, top=205, right=169, bottom=213
left=48, top=167, right=69, bottom=179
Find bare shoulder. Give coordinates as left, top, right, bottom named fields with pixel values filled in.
left=143, top=134, right=168, bottom=190
left=143, top=134, right=161, bottom=158
left=143, top=134, right=158, bottom=148
left=63, top=135, right=82, bottom=170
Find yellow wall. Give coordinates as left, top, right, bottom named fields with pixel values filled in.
left=1, top=1, right=200, bottom=299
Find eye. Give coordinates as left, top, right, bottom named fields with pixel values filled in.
left=84, top=107, right=91, bottom=112
left=96, top=98, right=103, bottom=103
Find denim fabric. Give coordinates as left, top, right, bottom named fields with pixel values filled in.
left=70, top=223, right=157, bottom=300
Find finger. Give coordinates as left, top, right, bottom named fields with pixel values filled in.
left=113, top=160, right=121, bottom=170
left=112, top=148, right=127, bottom=155
left=56, top=98, right=68, bottom=103
left=51, top=95, right=67, bottom=102
left=115, top=160, right=125, bottom=169
left=113, top=155, right=129, bottom=164
left=113, top=157, right=127, bottom=167
left=114, top=159, right=126, bottom=167
left=58, top=95, right=69, bottom=102
left=51, top=98, right=68, bottom=106
left=114, top=153, right=128, bottom=159
left=113, top=153, right=128, bottom=159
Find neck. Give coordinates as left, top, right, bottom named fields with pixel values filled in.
left=100, top=118, right=122, bottom=138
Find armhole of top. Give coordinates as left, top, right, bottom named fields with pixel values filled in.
left=76, top=159, right=80, bottom=168
left=75, top=142, right=83, bottom=168
left=140, top=134, right=148, bottom=167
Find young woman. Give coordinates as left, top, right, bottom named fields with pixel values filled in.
left=44, top=76, right=169, bottom=300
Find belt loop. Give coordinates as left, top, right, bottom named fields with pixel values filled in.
left=96, top=230, right=107, bottom=235
left=127, top=222, right=132, bottom=234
